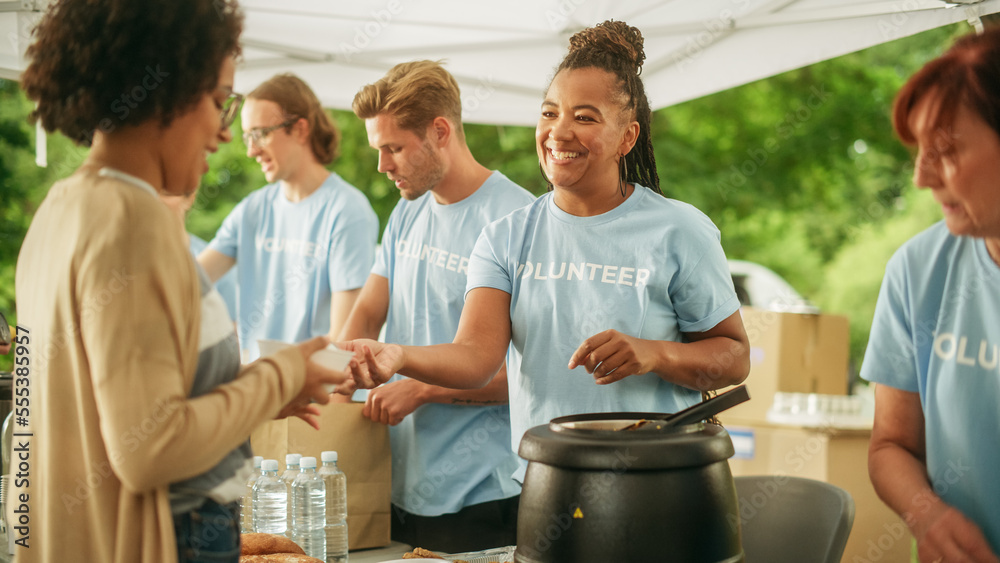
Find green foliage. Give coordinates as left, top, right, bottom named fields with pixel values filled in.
left=817, top=189, right=941, bottom=372
left=0, top=78, right=87, bottom=372
left=464, top=124, right=548, bottom=196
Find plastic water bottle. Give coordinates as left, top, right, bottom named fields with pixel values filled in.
left=319, top=450, right=349, bottom=563
left=291, top=457, right=327, bottom=559
left=282, top=453, right=302, bottom=536
left=240, top=455, right=264, bottom=533
left=252, top=459, right=287, bottom=534
left=282, top=453, right=302, bottom=485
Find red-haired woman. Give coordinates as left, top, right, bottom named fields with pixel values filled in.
left=864, top=27, right=1000, bottom=563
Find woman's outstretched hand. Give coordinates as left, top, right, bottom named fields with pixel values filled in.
left=275, top=336, right=353, bottom=430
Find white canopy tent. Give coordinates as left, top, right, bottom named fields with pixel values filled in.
left=3, top=0, right=1000, bottom=128
left=236, top=0, right=1000, bottom=126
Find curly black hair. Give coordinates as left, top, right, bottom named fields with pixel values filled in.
left=21, top=0, right=243, bottom=146
left=551, top=20, right=660, bottom=195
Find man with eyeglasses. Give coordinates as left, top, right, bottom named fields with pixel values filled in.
left=199, top=73, right=378, bottom=362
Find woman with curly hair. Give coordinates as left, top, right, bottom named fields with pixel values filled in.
left=14, top=1, right=342, bottom=561
left=345, top=20, right=750, bottom=481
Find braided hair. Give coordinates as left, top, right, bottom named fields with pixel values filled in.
left=548, top=20, right=661, bottom=194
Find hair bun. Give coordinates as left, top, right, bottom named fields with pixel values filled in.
left=568, top=20, right=646, bottom=74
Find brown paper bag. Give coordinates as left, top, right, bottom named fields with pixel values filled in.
left=250, top=402, right=392, bottom=550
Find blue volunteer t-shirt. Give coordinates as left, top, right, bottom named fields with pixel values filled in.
left=468, top=186, right=740, bottom=479
left=208, top=173, right=378, bottom=359
left=861, top=221, right=1000, bottom=553
left=190, top=233, right=238, bottom=322
left=375, top=171, right=534, bottom=516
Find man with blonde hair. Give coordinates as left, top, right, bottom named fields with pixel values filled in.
left=200, top=73, right=378, bottom=361
left=341, top=60, right=534, bottom=552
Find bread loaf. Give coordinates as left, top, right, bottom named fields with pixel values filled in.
left=403, top=547, right=444, bottom=559
left=240, top=533, right=306, bottom=556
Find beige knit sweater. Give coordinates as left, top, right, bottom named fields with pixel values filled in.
left=13, top=170, right=305, bottom=563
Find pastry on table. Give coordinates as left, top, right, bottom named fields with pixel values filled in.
left=240, top=533, right=306, bottom=556
left=403, top=547, right=444, bottom=559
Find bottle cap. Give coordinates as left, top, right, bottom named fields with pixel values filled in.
left=253, top=455, right=263, bottom=468
left=300, top=456, right=317, bottom=469
left=286, top=453, right=302, bottom=466
left=321, top=451, right=338, bottom=463
left=262, top=459, right=279, bottom=471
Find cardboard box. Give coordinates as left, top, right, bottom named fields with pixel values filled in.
left=251, top=402, right=392, bottom=550
left=723, top=418, right=911, bottom=563
left=725, top=308, right=851, bottom=422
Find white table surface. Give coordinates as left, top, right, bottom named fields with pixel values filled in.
left=348, top=540, right=413, bottom=562
left=0, top=527, right=410, bottom=563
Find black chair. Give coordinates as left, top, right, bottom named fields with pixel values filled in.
left=734, top=475, right=855, bottom=563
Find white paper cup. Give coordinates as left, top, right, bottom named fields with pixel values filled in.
left=257, top=339, right=352, bottom=393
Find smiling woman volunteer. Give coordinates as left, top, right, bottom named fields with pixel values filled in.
left=14, top=1, right=341, bottom=561
left=864, top=27, right=1000, bottom=563
left=345, top=20, right=750, bottom=477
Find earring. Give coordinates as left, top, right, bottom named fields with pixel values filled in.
left=618, top=155, right=627, bottom=197
left=539, top=162, right=553, bottom=192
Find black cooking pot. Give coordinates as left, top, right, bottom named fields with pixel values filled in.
left=515, top=414, right=744, bottom=563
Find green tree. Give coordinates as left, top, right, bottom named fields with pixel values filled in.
left=0, top=78, right=88, bottom=372
left=818, top=188, right=941, bottom=374
left=657, top=23, right=962, bottom=298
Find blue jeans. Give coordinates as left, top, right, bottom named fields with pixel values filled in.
left=173, top=499, right=241, bottom=563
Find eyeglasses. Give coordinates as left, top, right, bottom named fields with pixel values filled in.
left=220, top=91, right=245, bottom=130
left=242, top=118, right=299, bottom=148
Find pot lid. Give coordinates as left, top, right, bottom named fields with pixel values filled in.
left=518, top=414, right=735, bottom=470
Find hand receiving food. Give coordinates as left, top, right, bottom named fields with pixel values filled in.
left=568, top=329, right=657, bottom=385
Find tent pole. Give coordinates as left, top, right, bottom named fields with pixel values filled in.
left=35, top=120, right=46, bottom=168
